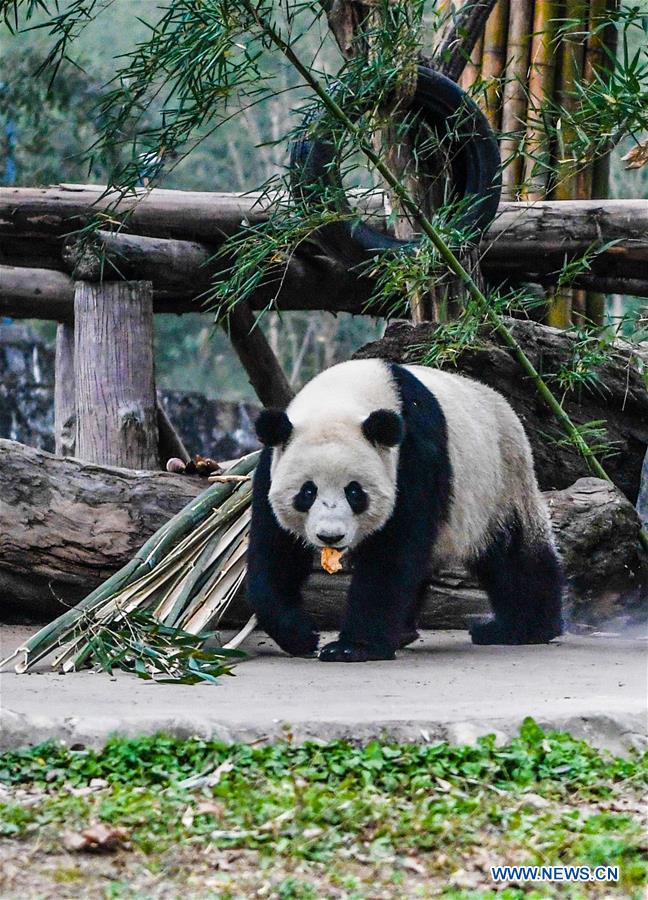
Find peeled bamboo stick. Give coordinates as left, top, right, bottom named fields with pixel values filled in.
left=499, top=0, right=534, bottom=199
left=521, top=0, right=558, bottom=199
left=481, top=0, right=510, bottom=130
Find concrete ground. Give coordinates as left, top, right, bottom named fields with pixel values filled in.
left=1, top=626, right=646, bottom=754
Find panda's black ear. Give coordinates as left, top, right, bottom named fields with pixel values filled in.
left=362, top=409, right=404, bottom=448
left=255, top=409, right=293, bottom=447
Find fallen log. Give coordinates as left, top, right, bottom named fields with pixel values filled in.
left=356, top=317, right=648, bottom=503
left=0, top=440, right=645, bottom=626
left=0, top=439, right=204, bottom=618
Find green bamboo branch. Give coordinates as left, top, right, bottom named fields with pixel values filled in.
left=241, top=0, right=648, bottom=554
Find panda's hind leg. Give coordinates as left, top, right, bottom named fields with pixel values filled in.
left=469, top=519, right=563, bottom=645
left=398, top=579, right=429, bottom=647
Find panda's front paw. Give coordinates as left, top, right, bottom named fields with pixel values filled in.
left=319, top=639, right=395, bottom=662
left=266, top=608, right=319, bottom=657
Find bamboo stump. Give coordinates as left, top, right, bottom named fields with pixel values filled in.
left=74, top=280, right=159, bottom=469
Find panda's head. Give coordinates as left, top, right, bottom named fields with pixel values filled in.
left=256, top=407, right=404, bottom=549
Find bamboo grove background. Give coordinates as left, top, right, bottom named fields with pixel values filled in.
left=454, top=0, right=622, bottom=327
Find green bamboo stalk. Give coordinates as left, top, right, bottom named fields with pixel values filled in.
left=242, top=0, right=648, bottom=553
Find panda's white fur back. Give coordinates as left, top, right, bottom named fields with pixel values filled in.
left=403, top=364, right=550, bottom=562
left=281, top=359, right=551, bottom=565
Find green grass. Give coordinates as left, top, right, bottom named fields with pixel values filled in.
left=0, top=719, right=645, bottom=898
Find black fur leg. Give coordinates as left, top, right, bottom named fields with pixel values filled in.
left=329, top=365, right=452, bottom=663
left=398, top=629, right=420, bottom=648
left=269, top=607, right=319, bottom=657
left=319, top=639, right=395, bottom=662
left=470, top=518, right=563, bottom=646
left=247, top=449, right=318, bottom=656
left=398, top=580, right=428, bottom=647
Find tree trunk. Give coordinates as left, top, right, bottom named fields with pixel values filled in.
left=0, top=440, right=644, bottom=625
left=223, top=301, right=294, bottom=409
left=355, top=317, right=648, bottom=503
left=54, top=323, right=75, bottom=456
left=74, top=280, right=159, bottom=469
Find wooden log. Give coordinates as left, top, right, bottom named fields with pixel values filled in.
left=0, top=439, right=644, bottom=626
left=354, top=317, right=648, bottom=503
left=74, top=280, right=159, bottom=469
left=0, top=265, right=74, bottom=322
left=54, top=323, right=75, bottom=456
left=0, top=439, right=204, bottom=618
left=0, top=184, right=386, bottom=243
left=2, top=201, right=648, bottom=322
left=481, top=199, right=648, bottom=289
left=2, top=190, right=647, bottom=285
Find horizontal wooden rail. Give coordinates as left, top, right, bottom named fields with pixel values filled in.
left=1, top=186, right=647, bottom=320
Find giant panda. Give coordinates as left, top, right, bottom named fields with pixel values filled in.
left=247, top=359, right=563, bottom=662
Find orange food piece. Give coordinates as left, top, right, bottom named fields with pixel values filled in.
left=321, top=547, right=344, bottom=574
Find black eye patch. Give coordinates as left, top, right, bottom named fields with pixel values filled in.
left=293, top=480, right=317, bottom=512
left=345, top=481, right=368, bottom=514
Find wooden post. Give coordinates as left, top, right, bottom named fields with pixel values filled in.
left=54, top=323, right=76, bottom=457
left=74, top=280, right=159, bottom=469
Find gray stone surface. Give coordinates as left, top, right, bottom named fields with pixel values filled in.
left=1, top=627, right=646, bottom=754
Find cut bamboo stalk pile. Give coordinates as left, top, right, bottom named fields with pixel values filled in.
left=1, top=451, right=260, bottom=680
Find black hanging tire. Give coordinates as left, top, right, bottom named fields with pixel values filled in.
left=290, top=65, right=501, bottom=264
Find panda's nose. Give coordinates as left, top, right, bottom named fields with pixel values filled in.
left=316, top=531, right=345, bottom=546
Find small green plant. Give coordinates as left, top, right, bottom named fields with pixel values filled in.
left=0, top=721, right=645, bottom=897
